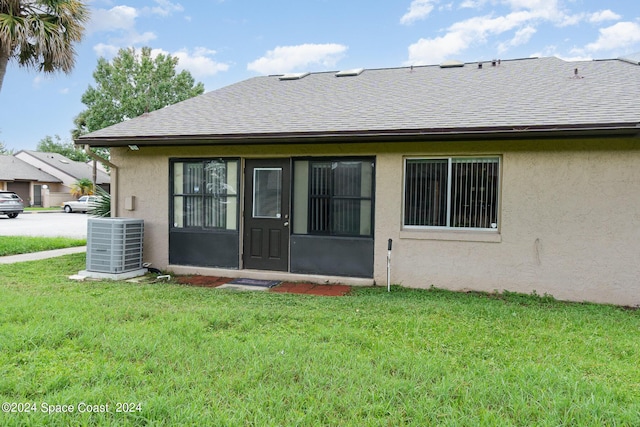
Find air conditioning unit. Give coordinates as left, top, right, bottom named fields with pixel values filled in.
left=86, top=218, right=144, bottom=274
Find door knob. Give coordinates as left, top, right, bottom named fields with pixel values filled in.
left=283, top=221, right=289, bottom=227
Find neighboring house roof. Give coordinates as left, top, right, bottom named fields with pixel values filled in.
left=0, top=155, right=62, bottom=182
left=15, top=151, right=110, bottom=185
left=78, top=56, right=640, bottom=146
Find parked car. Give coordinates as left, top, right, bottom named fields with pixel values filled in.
left=0, top=191, right=24, bottom=218
left=62, top=195, right=99, bottom=213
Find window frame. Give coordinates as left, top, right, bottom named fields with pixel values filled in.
left=402, top=155, right=501, bottom=231
left=169, top=158, right=240, bottom=231
left=292, top=157, right=375, bottom=238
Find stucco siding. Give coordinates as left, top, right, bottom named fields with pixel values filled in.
left=110, top=138, right=640, bottom=305
left=110, top=143, right=379, bottom=273
left=375, top=139, right=640, bottom=306
left=110, top=147, right=171, bottom=268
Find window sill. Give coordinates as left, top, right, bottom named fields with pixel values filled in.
left=400, top=229, right=502, bottom=243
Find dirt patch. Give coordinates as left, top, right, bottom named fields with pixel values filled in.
left=273, top=282, right=351, bottom=296
left=175, top=275, right=351, bottom=296
left=175, top=275, right=231, bottom=288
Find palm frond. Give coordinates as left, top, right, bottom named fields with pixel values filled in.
left=0, top=0, right=88, bottom=73
left=89, top=186, right=111, bottom=218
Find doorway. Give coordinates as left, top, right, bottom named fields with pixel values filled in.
left=243, top=159, right=290, bottom=271
left=34, top=185, right=42, bottom=207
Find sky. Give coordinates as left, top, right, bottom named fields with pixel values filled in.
left=1, top=0, right=639, bottom=152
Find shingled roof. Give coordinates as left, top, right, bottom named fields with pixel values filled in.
left=78, top=56, right=640, bottom=146
left=16, top=151, right=110, bottom=185
left=0, top=155, right=61, bottom=182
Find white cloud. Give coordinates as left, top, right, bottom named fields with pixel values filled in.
left=490, top=1, right=621, bottom=27
left=406, top=33, right=469, bottom=65
left=460, top=0, right=486, bottom=9
left=89, top=5, right=157, bottom=55
left=400, top=0, right=437, bottom=25
left=511, top=25, right=537, bottom=45
left=92, top=29, right=157, bottom=58
left=88, top=5, right=137, bottom=34
left=502, top=0, right=559, bottom=13
left=588, top=10, right=622, bottom=23
left=585, top=22, right=640, bottom=52
left=171, top=47, right=230, bottom=78
left=557, top=13, right=584, bottom=27
left=557, top=9, right=622, bottom=27
left=498, top=25, right=536, bottom=52
left=406, top=11, right=536, bottom=65
left=450, top=11, right=535, bottom=36
left=403, top=0, right=625, bottom=65
left=247, top=44, right=348, bottom=75
left=464, top=0, right=556, bottom=10
left=142, top=0, right=184, bottom=17
left=127, top=31, right=157, bottom=45
left=554, top=53, right=593, bottom=61
left=533, top=45, right=592, bottom=62
left=93, top=43, right=120, bottom=58
left=148, top=47, right=229, bottom=79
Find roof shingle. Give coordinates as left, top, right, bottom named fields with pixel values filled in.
left=0, top=155, right=61, bottom=182
left=79, top=57, right=640, bottom=143
left=16, top=151, right=110, bottom=184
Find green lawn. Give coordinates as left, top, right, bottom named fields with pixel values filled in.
left=24, top=207, right=62, bottom=212
left=0, top=236, right=86, bottom=256
left=1, top=254, right=639, bottom=426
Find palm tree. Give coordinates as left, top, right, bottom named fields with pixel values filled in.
left=0, top=0, right=89, bottom=93
left=70, top=177, right=93, bottom=198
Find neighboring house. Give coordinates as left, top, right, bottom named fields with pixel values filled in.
left=86, top=159, right=109, bottom=174
left=78, top=56, right=640, bottom=306
left=0, top=155, right=62, bottom=206
left=15, top=151, right=110, bottom=207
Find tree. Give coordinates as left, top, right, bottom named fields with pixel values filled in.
left=0, top=141, right=13, bottom=154
left=0, top=0, right=89, bottom=93
left=70, top=177, right=93, bottom=197
left=37, top=134, right=89, bottom=162
left=0, top=132, right=13, bottom=154
left=73, top=46, right=205, bottom=136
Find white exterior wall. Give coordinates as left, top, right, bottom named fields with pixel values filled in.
left=110, top=137, right=640, bottom=306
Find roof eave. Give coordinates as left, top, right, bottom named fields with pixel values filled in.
left=76, top=122, right=640, bottom=148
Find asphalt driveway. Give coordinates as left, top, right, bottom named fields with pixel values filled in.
left=0, top=212, right=88, bottom=239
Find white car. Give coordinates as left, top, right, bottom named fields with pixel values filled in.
left=62, top=195, right=99, bottom=213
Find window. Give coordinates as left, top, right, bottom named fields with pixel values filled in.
left=253, top=168, right=282, bottom=218
left=171, top=159, right=239, bottom=230
left=293, top=158, right=374, bottom=237
left=404, top=157, right=499, bottom=230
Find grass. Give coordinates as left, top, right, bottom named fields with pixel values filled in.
left=1, top=254, right=639, bottom=426
left=23, top=207, right=61, bottom=212
left=0, top=236, right=86, bottom=256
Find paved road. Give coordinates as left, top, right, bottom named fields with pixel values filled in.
left=0, top=212, right=88, bottom=239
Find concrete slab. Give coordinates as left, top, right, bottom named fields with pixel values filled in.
left=75, top=268, right=148, bottom=281
left=0, top=246, right=86, bottom=264
left=216, top=283, right=269, bottom=292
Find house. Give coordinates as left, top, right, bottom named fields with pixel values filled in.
left=14, top=151, right=110, bottom=207
left=77, top=56, right=640, bottom=306
left=0, top=154, right=61, bottom=206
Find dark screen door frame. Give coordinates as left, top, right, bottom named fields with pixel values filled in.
left=243, top=158, right=291, bottom=271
